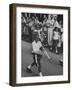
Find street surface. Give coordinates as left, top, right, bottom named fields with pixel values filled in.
left=21, top=41, right=63, bottom=77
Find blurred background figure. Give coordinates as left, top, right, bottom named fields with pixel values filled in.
left=51, top=27, right=61, bottom=54
left=46, top=14, right=54, bottom=47
left=42, top=15, right=48, bottom=47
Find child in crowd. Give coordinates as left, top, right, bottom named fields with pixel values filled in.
left=50, top=27, right=61, bottom=54
left=26, top=31, right=51, bottom=76
left=26, top=32, right=44, bottom=76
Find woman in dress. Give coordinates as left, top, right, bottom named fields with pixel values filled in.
left=46, top=14, right=54, bottom=47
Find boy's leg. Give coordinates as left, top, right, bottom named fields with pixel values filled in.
left=26, top=53, right=36, bottom=72
left=35, top=54, right=38, bottom=66
left=37, top=54, right=43, bottom=76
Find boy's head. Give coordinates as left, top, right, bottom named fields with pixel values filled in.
left=35, top=36, right=39, bottom=42
left=33, top=31, right=39, bottom=42
left=34, top=33, right=39, bottom=42
left=35, top=23, right=42, bottom=30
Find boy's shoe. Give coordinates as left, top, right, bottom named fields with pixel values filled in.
left=26, top=67, right=32, bottom=73
left=39, top=72, right=43, bottom=76
left=56, top=50, right=58, bottom=54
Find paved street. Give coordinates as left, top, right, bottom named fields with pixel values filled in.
left=21, top=41, right=63, bottom=77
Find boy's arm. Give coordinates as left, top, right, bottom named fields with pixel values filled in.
left=40, top=47, right=44, bottom=52
left=41, top=46, right=51, bottom=59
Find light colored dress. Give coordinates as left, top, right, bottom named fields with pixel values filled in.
left=37, top=28, right=43, bottom=41
left=46, top=19, right=54, bottom=46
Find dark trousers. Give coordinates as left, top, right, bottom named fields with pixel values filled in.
left=52, top=40, right=59, bottom=50
left=31, top=53, right=42, bottom=72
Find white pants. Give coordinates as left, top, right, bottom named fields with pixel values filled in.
left=48, top=28, right=53, bottom=46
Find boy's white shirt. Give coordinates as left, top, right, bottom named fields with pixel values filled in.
left=32, top=40, right=50, bottom=58
left=32, top=40, right=42, bottom=52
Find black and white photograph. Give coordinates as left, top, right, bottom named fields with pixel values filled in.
left=9, top=4, right=70, bottom=86
left=21, top=13, right=63, bottom=77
